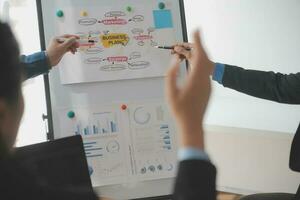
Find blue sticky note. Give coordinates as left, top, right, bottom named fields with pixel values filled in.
left=153, top=10, right=173, bottom=29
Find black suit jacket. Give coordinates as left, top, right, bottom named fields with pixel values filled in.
left=222, top=64, right=300, bottom=197
left=222, top=65, right=300, bottom=104
left=173, top=160, right=217, bottom=200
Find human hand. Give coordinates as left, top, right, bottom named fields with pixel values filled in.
left=172, top=42, right=215, bottom=75
left=46, top=34, right=80, bottom=67
left=166, top=31, right=212, bottom=150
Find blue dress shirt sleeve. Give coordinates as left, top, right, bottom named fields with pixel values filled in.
left=178, top=147, right=210, bottom=162
left=21, top=51, right=47, bottom=63
left=20, top=51, right=51, bottom=80
left=212, top=63, right=225, bottom=84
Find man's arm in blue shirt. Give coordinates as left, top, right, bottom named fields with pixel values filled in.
left=20, top=51, right=51, bottom=80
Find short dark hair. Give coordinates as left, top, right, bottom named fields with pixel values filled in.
left=0, top=22, right=22, bottom=103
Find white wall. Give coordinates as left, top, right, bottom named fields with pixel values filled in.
left=206, top=126, right=300, bottom=194
left=184, top=0, right=300, bottom=133
left=184, top=0, right=300, bottom=194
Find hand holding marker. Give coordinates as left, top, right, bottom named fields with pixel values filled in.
left=56, top=37, right=96, bottom=47
left=57, top=38, right=96, bottom=44
left=46, top=34, right=80, bottom=66
left=154, top=45, right=192, bottom=51
left=155, top=44, right=193, bottom=61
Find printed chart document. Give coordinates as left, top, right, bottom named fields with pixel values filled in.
left=58, top=101, right=178, bottom=186
left=55, top=3, right=177, bottom=84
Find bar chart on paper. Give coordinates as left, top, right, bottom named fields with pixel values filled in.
left=74, top=111, right=119, bottom=136
left=58, top=101, right=178, bottom=187
left=84, top=141, right=104, bottom=158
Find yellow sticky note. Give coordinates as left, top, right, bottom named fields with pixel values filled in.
left=80, top=11, right=88, bottom=17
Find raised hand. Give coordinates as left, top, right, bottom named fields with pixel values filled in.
left=166, top=30, right=212, bottom=149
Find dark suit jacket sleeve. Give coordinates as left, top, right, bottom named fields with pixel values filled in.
left=173, top=160, right=217, bottom=200
left=222, top=64, right=300, bottom=104
left=20, top=52, right=51, bottom=80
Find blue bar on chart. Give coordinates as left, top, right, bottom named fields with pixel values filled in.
left=83, top=141, right=103, bottom=158
left=73, top=112, right=119, bottom=136
left=92, top=119, right=118, bottom=134
left=111, top=121, right=117, bottom=133
left=163, top=135, right=170, bottom=140
left=93, top=125, right=98, bottom=134
left=75, top=124, right=81, bottom=135
left=92, top=112, right=119, bottom=135
left=160, top=124, right=169, bottom=129
left=158, top=123, right=172, bottom=151
left=163, top=145, right=172, bottom=150
left=84, top=126, right=90, bottom=135
left=164, top=140, right=171, bottom=145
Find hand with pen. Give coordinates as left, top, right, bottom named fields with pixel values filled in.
left=171, top=38, right=215, bottom=76
left=165, top=30, right=211, bottom=149
left=46, top=34, right=80, bottom=67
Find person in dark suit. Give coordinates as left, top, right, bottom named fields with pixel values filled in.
left=173, top=40, right=300, bottom=199
left=0, top=21, right=217, bottom=199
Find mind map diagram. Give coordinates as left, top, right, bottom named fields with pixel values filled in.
left=75, top=10, right=159, bottom=72
left=56, top=5, right=176, bottom=84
